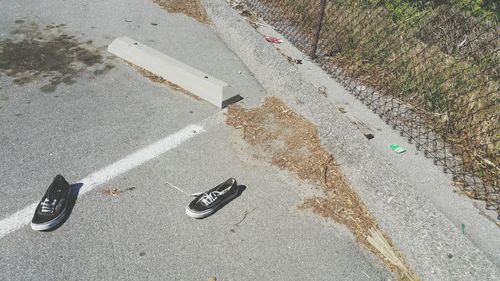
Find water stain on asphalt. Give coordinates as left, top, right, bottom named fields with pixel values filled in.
left=0, top=21, right=114, bottom=92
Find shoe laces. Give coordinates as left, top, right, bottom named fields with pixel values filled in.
left=197, top=188, right=231, bottom=206
left=40, top=198, right=57, bottom=213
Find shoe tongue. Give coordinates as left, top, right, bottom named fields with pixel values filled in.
left=47, top=188, right=62, bottom=201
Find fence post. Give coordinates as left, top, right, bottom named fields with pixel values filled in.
left=310, top=0, right=327, bottom=59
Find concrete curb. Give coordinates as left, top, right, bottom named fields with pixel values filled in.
left=201, top=0, right=500, bottom=280
left=108, top=36, right=239, bottom=108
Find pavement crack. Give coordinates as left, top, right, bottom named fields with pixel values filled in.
left=234, top=207, right=257, bottom=226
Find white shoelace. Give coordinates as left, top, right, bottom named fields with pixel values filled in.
left=198, top=191, right=221, bottom=206
left=40, top=198, right=57, bottom=213
left=197, top=187, right=231, bottom=206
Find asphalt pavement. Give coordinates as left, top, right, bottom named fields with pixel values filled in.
left=0, top=0, right=391, bottom=280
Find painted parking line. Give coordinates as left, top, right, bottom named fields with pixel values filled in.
left=0, top=112, right=223, bottom=239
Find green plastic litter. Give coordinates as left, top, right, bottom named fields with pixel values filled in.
left=461, top=223, right=465, bottom=234
left=389, top=144, right=406, bottom=154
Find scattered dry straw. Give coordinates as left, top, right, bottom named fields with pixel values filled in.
left=130, top=64, right=202, bottom=101
left=226, top=97, right=419, bottom=281
left=101, top=187, right=136, bottom=197
left=153, top=0, right=211, bottom=24
left=367, top=228, right=419, bottom=281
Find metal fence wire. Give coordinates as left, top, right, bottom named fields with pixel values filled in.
left=241, top=0, right=499, bottom=217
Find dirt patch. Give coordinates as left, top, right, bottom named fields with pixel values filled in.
left=152, top=0, right=211, bottom=24
left=226, top=97, right=419, bottom=281
left=0, top=21, right=113, bottom=92
left=130, top=64, right=202, bottom=101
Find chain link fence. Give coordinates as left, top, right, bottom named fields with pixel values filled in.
left=240, top=0, right=499, bottom=216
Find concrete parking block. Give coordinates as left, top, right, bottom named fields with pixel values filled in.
left=108, top=36, right=239, bottom=108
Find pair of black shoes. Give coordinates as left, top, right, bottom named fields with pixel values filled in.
left=31, top=176, right=239, bottom=231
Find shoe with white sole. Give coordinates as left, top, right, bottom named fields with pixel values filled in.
left=31, top=175, right=71, bottom=231
left=186, top=178, right=238, bottom=219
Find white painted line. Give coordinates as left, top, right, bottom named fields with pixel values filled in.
left=108, top=37, right=241, bottom=108
left=0, top=113, right=222, bottom=239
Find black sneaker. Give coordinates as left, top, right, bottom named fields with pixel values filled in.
left=186, top=178, right=239, bottom=219
left=31, top=175, right=71, bottom=231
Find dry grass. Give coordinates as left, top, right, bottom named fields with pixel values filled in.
left=101, top=187, right=136, bottom=197
left=276, top=48, right=302, bottom=65
left=226, top=97, right=419, bottom=281
left=367, top=228, right=419, bottom=281
left=152, top=0, right=211, bottom=24
left=129, top=64, right=202, bottom=101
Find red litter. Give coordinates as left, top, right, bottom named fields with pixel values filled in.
left=264, top=35, right=283, bottom=43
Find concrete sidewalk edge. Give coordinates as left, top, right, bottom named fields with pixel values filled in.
left=201, top=0, right=499, bottom=280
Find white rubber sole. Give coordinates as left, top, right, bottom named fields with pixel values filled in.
left=30, top=209, right=66, bottom=231
left=185, top=206, right=215, bottom=219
